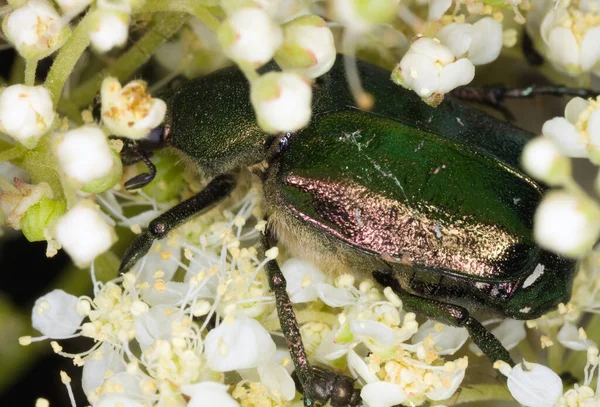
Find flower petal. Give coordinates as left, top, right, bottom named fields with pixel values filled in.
left=281, top=258, right=328, bottom=303
left=411, top=320, right=469, bottom=355
left=541, top=117, right=587, bottom=157
left=182, top=382, right=240, bottom=407
left=506, top=362, right=563, bottom=407
left=315, top=283, right=357, bottom=307
left=438, top=58, right=475, bottom=94
left=361, top=381, right=407, bottom=407
left=205, top=315, right=276, bottom=371
left=32, top=289, right=84, bottom=337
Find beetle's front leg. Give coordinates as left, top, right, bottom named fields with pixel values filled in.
left=119, top=173, right=237, bottom=273
left=373, top=270, right=514, bottom=367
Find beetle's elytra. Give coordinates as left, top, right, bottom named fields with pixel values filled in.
left=119, top=55, right=577, bottom=406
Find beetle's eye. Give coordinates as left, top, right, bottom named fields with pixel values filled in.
left=140, top=125, right=169, bottom=151
left=147, top=126, right=165, bottom=144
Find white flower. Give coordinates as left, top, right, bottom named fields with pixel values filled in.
left=204, top=315, right=276, bottom=371
left=540, top=6, right=600, bottom=76
left=411, top=320, right=469, bottom=355
left=280, top=258, right=328, bottom=303
left=55, top=201, right=116, bottom=267
left=32, top=289, right=84, bottom=338
left=257, top=362, right=296, bottom=401
left=542, top=97, right=600, bottom=163
left=218, top=7, right=283, bottom=67
left=101, top=77, right=167, bottom=140
left=81, top=345, right=125, bottom=399
left=534, top=191, right=600, bottom=258
left=134, top=304, right=179, bottom=349
left=56, top=125, right=116, bottom=185
left=0, top=85, right=56, bottom=149
left=521, top=136, right=571, bottom=186
left=496, top=360, right=563, bottom=407
left=181, top=382, right=240, bottom=407
left=89, top=10, right=130, bottom=53
left=275, top=15, right=336, bottom=78
left=331, top=0, right=401, bottom=32
left=55, top=0, right=93, bottom=17
left=2, top=0, right=71, bottom=60
left=250, top=71, right=312, bottom=133
left=391, top=38, right=474, bottom=106
left=437, top=18, right=503, bottom=65
left=557, top=321, right=596, bottom=351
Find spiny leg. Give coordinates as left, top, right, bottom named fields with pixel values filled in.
left=451, top=85, right=599, bottom=121
left=119, top=173, right=237, bottom=273
left=260, top=231, right=361, bottom=407
left=373, top=270, right=513, bottom=366
left=260, top=230, right=315, bottom=407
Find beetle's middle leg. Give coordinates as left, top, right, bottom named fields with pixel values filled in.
left=260, top=230, right=361, bottom=407
left=373, top=270, right=514, bottom=367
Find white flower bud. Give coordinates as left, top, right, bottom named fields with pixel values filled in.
left=0, top=85, right=56, bottom=149
left=55, top=201, right=116, bottom=268
left=391, top=38, right=474, bottom=106
left=101, top=77, right=166, bottom=140
left=218, top=7, right=283, bottom=68
left=331, top=0, right=401, bottom=32
left=89, top=10, right=130, bottom=53
left=250, top=72, right=312, bottom=133
left=2, top=0, right=71, bottom=60
left=32, top=289, right=84, bottom=337
left=275, top=15, right=336, bottom=78
left=521, top=137, right=571, bottom=186
left=437, top=18, right=503, bottom=65
left=534, top=191, right=600, bottom=258
left=56, top=125, right=116, bottom=185
left=55, top=0, right=93, bottom=17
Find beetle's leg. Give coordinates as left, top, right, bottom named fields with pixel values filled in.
left=119, top=173, right=237, bottom=273
left=124, top=152, right=157, bottom=190
left=451, top=85, right=598, bottom=120
left=260, top=230, right=316, bottom=407
left=292, top=366, right=362, bottom=407
left=373, top=270, right=514, bottom=366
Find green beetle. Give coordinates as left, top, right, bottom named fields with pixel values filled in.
left=118, top=55, right=577, bottom=407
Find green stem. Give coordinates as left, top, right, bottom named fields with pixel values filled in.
left=9, top=56, right=25, bottom=85
left=69, top=13, right=188, bottom=109
left=0, top=144, right=25, bottom=163
left=441, top=383, right=513, bottom=404
left=44, top=11, right=93, bottom=105
left=141, top=0, right=221, bottom=32
left=24, top=59, right=37, bottom=86
left=547, top=326, right=564, bottom=373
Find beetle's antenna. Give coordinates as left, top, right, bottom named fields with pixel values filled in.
left=342, top=30, right=374, bottom=110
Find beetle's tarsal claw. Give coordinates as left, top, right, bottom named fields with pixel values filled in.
left=124, top=172, right=155, bottom=190
left=119, top=230, right=154, bottom=273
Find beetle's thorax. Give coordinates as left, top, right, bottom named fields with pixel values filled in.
left=167, top=67, right=273, bottom=177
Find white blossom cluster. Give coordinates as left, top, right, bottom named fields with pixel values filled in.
left=20, top=187, right=473, bottom=407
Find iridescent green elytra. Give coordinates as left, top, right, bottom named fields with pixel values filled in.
left=119, top=56, right=577, bottom=406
